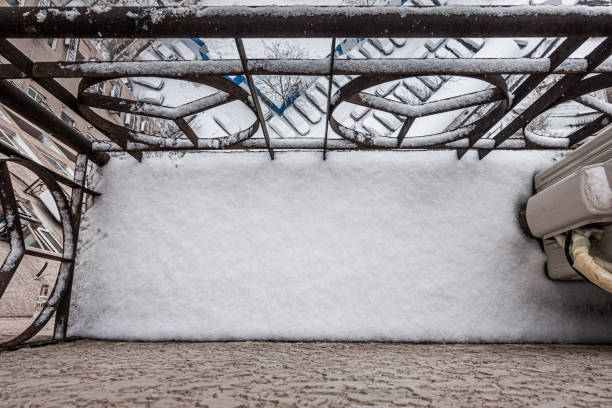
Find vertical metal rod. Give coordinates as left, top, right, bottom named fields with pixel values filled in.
left=510, top=37, right=586, bottom=109
left=53, top=154, right=88, bottom=340
left=482, top=37, right=612, bottom=159
left=396, top=117, right=415, bottom=148
left=0, top=162, right=25, bottom=299
left=462, top=37, right=587, bottom=160
left=234, top=38, right=274, bottom=160
left=175, top=118, right=199, bottom=147
left=567, top=114, right=610, bottom=146
left=323, top=37, right=337, bottom=161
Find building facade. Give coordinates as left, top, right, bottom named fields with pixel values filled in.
left=0, top=0, right=159, bottom=316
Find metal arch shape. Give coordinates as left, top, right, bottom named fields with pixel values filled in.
left=0, top=162, right=25, bottom=299
left=521, top=74, right=612, bottom=148
left=329, top=74, right=510, bottom=148
left=76, top=75, right=260, bottom=150
left=557, top=74, right=612, bottom=105
left=0, top=158, right=75, bottom=349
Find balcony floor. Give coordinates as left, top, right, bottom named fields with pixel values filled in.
left=1, top=339, right=611, bottom=407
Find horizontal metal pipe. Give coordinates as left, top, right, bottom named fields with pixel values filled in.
left=79, top=91, right=234, bottom=120
left=29, top=60, right=244, bottom=79
left=24, top=248, right=72, bottom=263
left=575, top=95, right=612, bottom=116
left=0, top=80, right=109, bottom=166
left=91, top=137, right=556, bottom=152
left=12, top=59, right=611, bottom=81
left=347, top=88, right=504, bottom=118
left=1, top=6, right=611, bottom=38
left=0, top=65, right=26, bottom=79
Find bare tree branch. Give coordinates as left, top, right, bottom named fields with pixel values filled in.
left=254, top=40, right=310, bottom=107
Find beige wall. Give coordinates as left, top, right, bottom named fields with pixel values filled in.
left=0, top=0, right=104, bottom=316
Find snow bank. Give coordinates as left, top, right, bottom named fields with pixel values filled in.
left=68, top=150, right=612, bottom=342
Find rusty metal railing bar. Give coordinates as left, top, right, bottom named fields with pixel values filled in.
left=483, top=37, right=612, bottom=159
left=0, top=39, right=111, bottom=165
left=1, top=6, right=610, bottom=39
left=4, top=59, right=611, bottom=81
left=323, top=38, right=336, bottom=161
left=458, top=37, right=587, bottom=159
left=0, top=162, right=25, bottom=299
left=53, top=153, right=88, bottom=340
left=0, top=80, right=109, bottom=167
left=234, top=38, right=274, bottom=160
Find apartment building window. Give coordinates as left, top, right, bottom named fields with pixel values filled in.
left=110, top=82, right=121, bottom=98
left=16, top=200, right=37, bottom=224
left=36, top=281, right=50, bottom=309
left=140, top=120, right=150, bottom=133
left=39, top=134, right=61, bottom=154
left=27, top=88, right=54, bottom=113
left=0, top=126, right=38, bottom=161
left=27, top=88, right=46, bottom=104
left=0, top=126, right=22, bottom=152
left=109, top=82, right=122, bottom=114
left=40, top=152, right=73, bottom=178
left=23, top=225, right=62, bottom=253
left=124, top=113, right=137, bottom=130
left=0, top=109, right=10, bottom=124
left=37, top=226, right=63, bottom=253
left=60, top=112, right=76, bottom=129
left=65, top=38, right=80, bottom=62
left=7, top=80, right=20, bottom=91
left=1, top=199, right=62, bottom=253
left=22, top=226, right=39, bottom=248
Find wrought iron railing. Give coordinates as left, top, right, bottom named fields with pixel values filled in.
left=0, top=5, right=610, bottom=349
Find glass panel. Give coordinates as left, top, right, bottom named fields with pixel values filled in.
left=0, top=109, right=10, bottom=123
left=24, top=229, right=43, bottom=250
left=41, top=153, right=73, bottom=178
left=0, top=128, right=19, bottom=149
left=38, top=228, right=63, bottom=253
left=32, top=229, right=52, bottom=252
left=60, top=112, right=75, bottom=128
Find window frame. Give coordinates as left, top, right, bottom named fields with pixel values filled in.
left=40, top=151, right=74, bottom=179
left=27, top=87, right=47, bottom=104
left=36, top=226, right=63, bottom=253
left=60, top=112, right=76, bottom=129
left=0, top=126, right=22, bottom=152
left=0, top=109, right=10, bottom=124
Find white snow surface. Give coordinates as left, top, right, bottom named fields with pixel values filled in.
left=69, top=150, right=612, bottom=342
left=585, top=166, right=612, bottom=211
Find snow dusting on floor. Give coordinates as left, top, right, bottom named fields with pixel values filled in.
left=69, top=150, right=612, bottom=342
